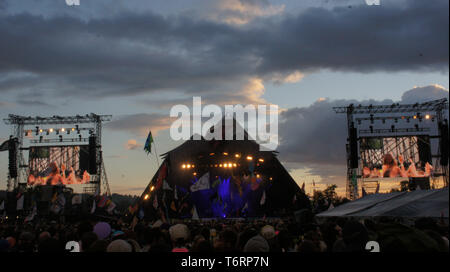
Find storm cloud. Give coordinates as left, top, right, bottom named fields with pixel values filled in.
left=0, top=0, right=447, bottom=102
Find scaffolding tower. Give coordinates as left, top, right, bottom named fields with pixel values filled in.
left=333, top=98, right=449, bottom=200
left=3, top=113, right=112, bottom=196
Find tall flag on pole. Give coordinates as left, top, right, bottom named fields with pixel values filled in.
left=144, top=131, right=153, bottom=154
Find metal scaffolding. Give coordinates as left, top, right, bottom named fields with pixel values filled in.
left=3, top=113, right=112, bottom=196
left=334, top=99, right=449, bottom=200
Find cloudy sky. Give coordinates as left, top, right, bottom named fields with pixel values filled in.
left=0, top=0, right=448, bottom=196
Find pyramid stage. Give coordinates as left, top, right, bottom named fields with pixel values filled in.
left=136, top=119, right=310, bottom=220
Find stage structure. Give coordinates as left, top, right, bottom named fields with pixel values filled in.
left=3, top=114, right=112, bottom=196
left=334, top=99, right=449, bottom=200
left=135, top=118, right=308, bottom=220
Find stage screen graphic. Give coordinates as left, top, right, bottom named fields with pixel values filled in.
left=28, top=145, right=91, bottom=185
left=360, top=136, right=433, bottom=180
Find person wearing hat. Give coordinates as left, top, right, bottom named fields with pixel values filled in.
left=169, top=224, right=190, bottom=252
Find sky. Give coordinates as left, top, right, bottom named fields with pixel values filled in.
left=0, top=0, right=448, bottom=196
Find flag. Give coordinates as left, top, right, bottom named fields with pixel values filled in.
left=0, top=139, right=10, bottom=152
left=190, top=172, right=210, bottom=192
left=242, top=202, right=248, bottom=212
left=375, top=183, right=380, bottom=194
left=71, top=194, right=82, bottom=205
left=0, top=200, right=4, bottom=210
left=163, top=180, right=172, bottom=191
left=107, top=201, right=116, bottom=214
left=128, top=204, right=138, bottom=214
left=156, top=163, right=168, bottom=190
left=192, top=205, right=199, bottom=220
left=153, top=194, right=158, bottom=209
left=138, top=208, right=145, bottom=219
left=97, top=195, right=107, bottom=208
left=16, top=195, right=24, bottom=210
left=328, top=203, right=335, bottom=211
left=144, top=131, right=153, bottom=154
left=260, top=191, right=266, bottom=205
left=25, top=205, right=37, bottom=223
left=90, top=200, right=96, bottom=214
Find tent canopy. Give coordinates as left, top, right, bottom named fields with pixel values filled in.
left=317, top=187, right=449, bottom=218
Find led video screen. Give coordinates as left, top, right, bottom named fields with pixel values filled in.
left=359, top=136, right=433, bottom=179
left=28, top=145, right=91, bottom=185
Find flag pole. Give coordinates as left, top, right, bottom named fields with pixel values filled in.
left=152, top=137, right=161, bottom=167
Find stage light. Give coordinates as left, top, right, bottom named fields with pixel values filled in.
left=223, top=163, right=228, bottom=168
left=191, top=164, right=195, bottom=168
left=256, top=174, right=260, bottom=178
left=233, top=163, right=237, bottom=167
left=258, top=158, right=264, bottom=163
left=235, top=154, right=241, bottom=158
left=150, top=186, right=155, bottom=191
left=219, top=164, right=223, bottom=167
left=186, top=164, right=191, bottom=169
left=223, top=152, right=228, bottom=156
left=61, top=128, right=65, bottom=132
left=39, top=129, right=43, bottom=133
left=144, top=194, right=149, bottom=200
left=49, top=128, right=54, bottom=133
left=182, top=164, right=186, bottom=169
left=413, top=115, right=417, bottom=119
left=72, top=128, right=75, bottom=132
left=246, top=156, right=253, bottom=161
left=210, top=153, right=215, bottom=156
left=215, top=164, right=218, bottom=167
left=228, top=163, right=232, bottom=168
left=193, top=172, right=197, bottom=176
left=269, top=177, right=273, bottom=181
left=425, top=114, right=430, bottom=120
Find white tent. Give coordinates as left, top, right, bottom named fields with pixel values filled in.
left=317, top=187, right=448, bottom=219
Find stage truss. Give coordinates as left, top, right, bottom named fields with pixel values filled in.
left=3, top=113, right=112, bottom=196
left=334, top=98, right=449, bottom=200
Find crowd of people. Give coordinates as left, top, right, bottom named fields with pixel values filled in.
left=0, top=215, right=448, bottom=252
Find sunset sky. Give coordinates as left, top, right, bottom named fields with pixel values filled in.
left=0, top=0, right=448, bottom=196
